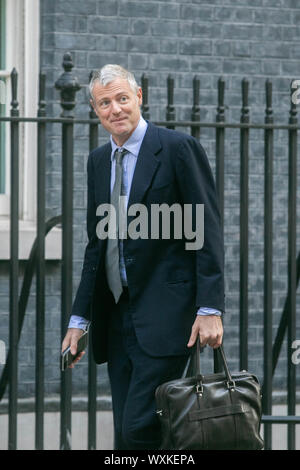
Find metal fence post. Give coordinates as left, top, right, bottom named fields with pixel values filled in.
left=287, top=80, right=297, bottom=450
left=141, top=73, right=150, bottom=121
left=166, top=75, right=175, bottom=130
left=55, top=52, right=81, bottom=450
left=35, top=71, right=47, bottom=450
left=214, top=77, right=225, bottom=374
left=263, top=79, right=274, bottom=450
left=240, top=78, right=250, bottom=371
left=8, top=67, right=19, bottom=450
left=191, top=75, right=200, bottom=140
left=88, top=71, right=98, bottom=450
left=216, top=76, right=225, bottom=233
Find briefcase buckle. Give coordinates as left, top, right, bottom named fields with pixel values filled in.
left=226, top=379, right=236, bottom=391
left=195, top=383, right=203, bottom=396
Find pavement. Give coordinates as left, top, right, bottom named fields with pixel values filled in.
left=0, top=405, right=299, bottom=450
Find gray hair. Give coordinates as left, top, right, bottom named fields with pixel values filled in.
left=89, top=64, right=139, bottom=100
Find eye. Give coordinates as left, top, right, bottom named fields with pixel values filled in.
left=99, top=100, right=110, bottom=109
left=120, top=95, right=128, bottom=103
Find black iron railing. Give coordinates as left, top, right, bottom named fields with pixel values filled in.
left=0, top=52, right=299, bottom=450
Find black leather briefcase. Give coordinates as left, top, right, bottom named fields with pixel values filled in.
left=155, top=341, right=264, bottom=450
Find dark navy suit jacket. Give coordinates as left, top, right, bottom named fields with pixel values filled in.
left=71, top=122, right=225, bottom=364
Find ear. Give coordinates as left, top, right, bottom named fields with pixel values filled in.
left=137, top=87, right=143, bottom=106
left=90, top=98, right=96, bottom=111
left=90, top=99, right=100, bottom=119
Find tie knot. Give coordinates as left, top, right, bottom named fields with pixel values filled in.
left=115, top=148, right=127, bottom=165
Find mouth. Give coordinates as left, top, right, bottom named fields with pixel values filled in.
left=111, top=117, right=127, bottom=123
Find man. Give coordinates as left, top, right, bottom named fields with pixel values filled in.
left=62, top=65, right=225, bottom=450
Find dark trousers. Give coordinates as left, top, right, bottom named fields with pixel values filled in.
left=107, top=289, right=189, bottom=450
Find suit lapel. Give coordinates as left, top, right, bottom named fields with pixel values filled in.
left=128, top=122, right=162, bottom=207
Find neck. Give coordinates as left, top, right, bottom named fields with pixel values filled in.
left=113, top=135, right=130, bottom=147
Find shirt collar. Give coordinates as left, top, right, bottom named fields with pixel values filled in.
left=110, top=116, right=148, bottom=160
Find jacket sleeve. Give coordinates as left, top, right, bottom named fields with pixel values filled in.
left=175, top=135, right=225, bottom=313
left=70, top=151, right=101, bottom=320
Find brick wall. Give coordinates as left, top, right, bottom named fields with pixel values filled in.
left=1, top=0, right=299, bottom=401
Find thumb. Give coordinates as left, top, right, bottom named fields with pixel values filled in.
left=187, top=326, right=198, bottom=348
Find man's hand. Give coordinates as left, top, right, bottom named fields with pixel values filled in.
left=61, top=328, right=86, bottom=369
left=187, top=315, right=223, bottom=349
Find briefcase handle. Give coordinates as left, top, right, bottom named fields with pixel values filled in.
left=185, top=339, right=236, bottom=390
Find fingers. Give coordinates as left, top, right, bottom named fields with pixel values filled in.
left=61, top=328, right=86, bottom=369
left=62, top=328, right=83, bottom=352
left=201, top=320, right=223, bottom=348
left=69, top=351, right=85, bottom=369
left=205, top=332, right=223, bottom=349
left=187, top=315, right=223, bottom=349
left=200, top=327, right=223, bottom=349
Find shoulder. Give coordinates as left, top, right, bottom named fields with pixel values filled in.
left=150, top=122, right=194, bottom=145
left=89, top=142, right=111, bottom=160
left=87, top=141, right=111, bottom=170
left=149, top=122, right=203, bottom=149
left=148, top=122, right=207, bottom=161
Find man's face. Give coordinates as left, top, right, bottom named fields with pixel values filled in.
left=91, top=78, right=142, bottom=146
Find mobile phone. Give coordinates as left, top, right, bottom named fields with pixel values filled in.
left=61, top=329, right=89, bottom=371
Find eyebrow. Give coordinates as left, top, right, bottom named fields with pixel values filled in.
left=97, top=91, right=130, bottom=104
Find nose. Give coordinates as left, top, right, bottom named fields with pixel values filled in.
left=111, top=100, right=121, bottom=114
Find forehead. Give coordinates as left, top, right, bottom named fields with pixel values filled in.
left=92, top=78, right=134, bottom=100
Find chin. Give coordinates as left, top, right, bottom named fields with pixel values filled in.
left=112, top=121, right=128, bottom=130
left=115, top=126, right=131, bottom=137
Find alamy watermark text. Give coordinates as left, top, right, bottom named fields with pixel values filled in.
left=96, top=199, right=204, bottom=250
